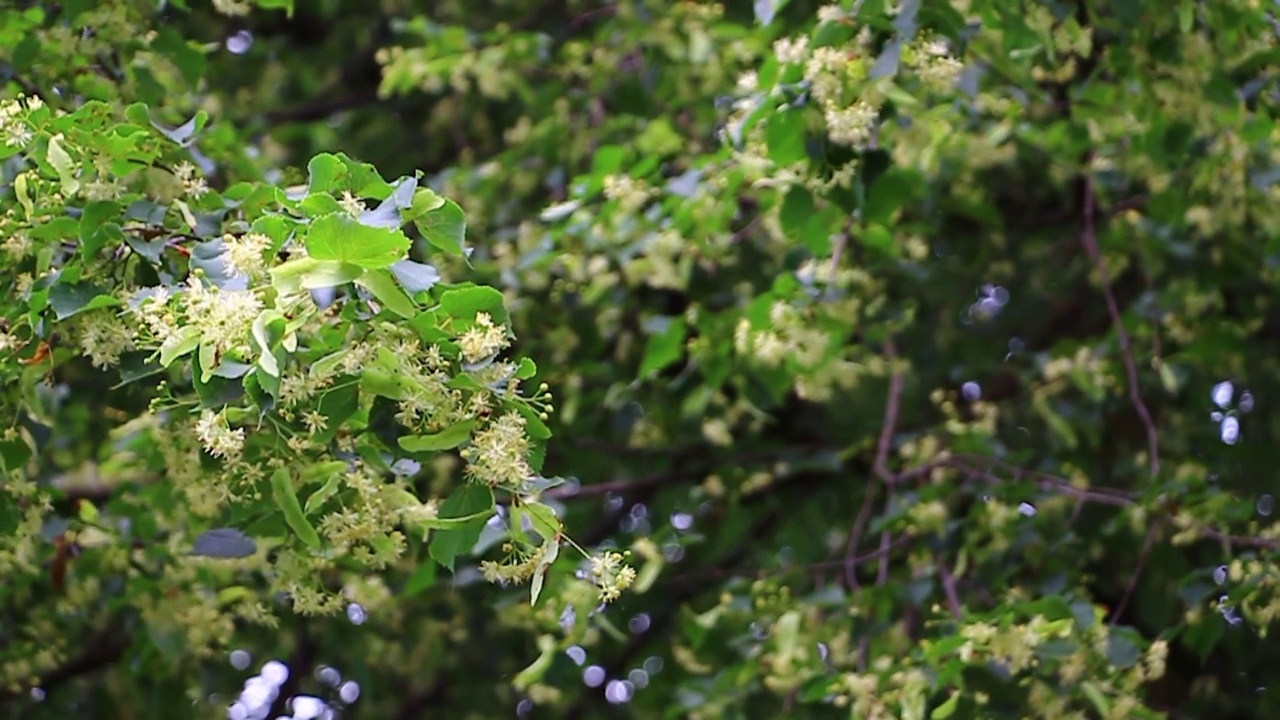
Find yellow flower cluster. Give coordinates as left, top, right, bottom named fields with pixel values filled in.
left=462, top=412, right=532, bottom=488
left=590, top=551, right=637, bottom=603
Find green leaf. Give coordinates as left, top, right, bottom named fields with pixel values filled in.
left=0, top=438, right=33, bottom=474
left=252, top=310, right=285, bottom=377
left=521, top=502, right=561, bottom=541
left=513, top=634, right=556, bottom=690
left=269, top=257, right=363, bottom=294
left=404, top=558, right=438, bottom=597
left=198, top=341, right=218, bottom=383
left=309, top=349, right=348, bottom=379
left=299, top=460, right=349, bottom=486
left=530, top=538, right=559, bottom=606
left=307, top=154, right=343, bottom=193
left=513, top=403, right=552, bottom=440
left=413, top=506, right=495, bottom=529
left=1081, top=681, right=1110, bottom=718
left=305, top=213, right=411, bottom=269
left=159, top=326, right=202, bottom=366
left=515, top=357, right=537, bottom=380
left=1105, top=633, right=1141, bottom=668
left=428, top=484, right=494, bottom=571
left=779, top=187, right=815, bottom=240
left=591, top=145, right=629, bottom=174
left=864, top=168, right=918, bottom=226
left=931, top=693, right=960, bottom=719
left=79, top=201, right=121, bottom=260
left=303, top=474, right=342, bottom=515
left=766, top=108, right=809, bottom=166
left=48, top=282, right=118, bottom=321
left=13, top=173, right=33, bottom=218
left=271, top=468, right=322, bottom=550
left=402, top=187, right=446, bottom=223
left=398, top=420, right=478, bottom=452
left=153, top=27, right=206, bottom=86
left=192, top=528, right=257, bottom=559
left=390, top=260, right=440, bottom=294
left=356, top=268, right=417, bottom=319
left=255, top=0, right=295, bottom=16
left=439, top=285, right=508, bottom=324
left=47, top=134, right=80, bottom=195
left=360, top=366, right=411, bottom=400
left=754, top=0, right=789, bottom=26
left=314, top=383, right=358, bottom=443
left=638, top=316, right=688, bottom=378
left=1178, top=0, right=1194, bottom=32
left=414, top=199, right=467, bottom=256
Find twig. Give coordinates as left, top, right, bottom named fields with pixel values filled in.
left=568, top=5, right=616, bottom=29
left=0, top=623, right=128, bottom=706
left=1110, top=523, right=1158, bottom=625
left=936, top=551, right=963, bottom=619
left=263, top=87, right=382, bottom=125
left=825, top=226, right=849, bottom=302
left=875, top=530, right=891, bottom=585
left=667, top=533, right=915, bottom=586
left=941, top=453, right=1280, bottom=551
left=844, top=341, right=905, bottom=588
left=1079, top=177, right=1160, bottom=478
left=872, top=342, right=904, bottom=484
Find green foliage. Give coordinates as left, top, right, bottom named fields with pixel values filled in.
left=3, top=0, right=1280, bottom=718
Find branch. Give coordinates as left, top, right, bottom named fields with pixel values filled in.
left=1079, top=177, right=1160, bottom=478
left=1109, top=522, right=1158, bottom=625
left=844, top=341, right=904, bottom=589
left=936, top=550, right=963, bottom=619
left=0, top=623, right=128, bottom=706
left=262, top=87, right=382, bottom=126
left=942, top=453, right=1280, bottom=551
left=872, top=341, right=904, bottom=485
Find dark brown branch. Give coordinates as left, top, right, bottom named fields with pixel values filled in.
left=872, top=342, right=904, bottom=485
left=1110, top=522, right=1159, bottom=625
left=1079, top=177, right=1160, bottom=478
left=936, top=551, right=963, bottom=619
left=844, top=341, right=904, bottom=589
left=263, top=87, right=382, bottom=126
left=0, top=623, right=128, bottom=707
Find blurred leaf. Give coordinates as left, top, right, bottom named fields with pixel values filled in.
left=399, top=420, right=478, bottom=452
left=271, top=468, right=322, bottom=550
left=191, top=528, right=257, bottom=559
left=429, top=484, right=494, bottom=571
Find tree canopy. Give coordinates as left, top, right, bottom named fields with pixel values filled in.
left=2, top=0, right=1280, bottom=718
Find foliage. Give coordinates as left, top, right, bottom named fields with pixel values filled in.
left=3, top=0, right=1280, bottom=718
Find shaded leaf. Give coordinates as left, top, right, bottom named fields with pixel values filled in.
left=192, top=528, right=257, bottom=559
left=398, top=420, right=478, bottom=452
left=271, top=468, right=322, bottom=550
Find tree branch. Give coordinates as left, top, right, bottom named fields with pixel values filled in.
left=1110, top=522, right=1159, bottom=625
left=0, top=623, right=128, bottom=707
left=1079, top=177, right=1160, bottom=478
left=844, top=341, right=904, bottom=589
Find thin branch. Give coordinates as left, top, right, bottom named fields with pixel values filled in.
left=1110, top=522, right=1159, bottom=625
left=844, top=341, right=904, bottom=588
left=941, top=453, right=1280, bottom=551
left=872, top=341, right=904, bottom=484
left=262, top=87, right=382, bottom=125
left=1079, top=177, right=1160, bottom=478
left=936, top=551, right=963, bottom=620
left=875, top=530, right=891, bottom=585
left=0, top=623, right=128, bottom=706
left=843, top=482, right=878, bottom=590
left=667, top=533, right=916, bottom=587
